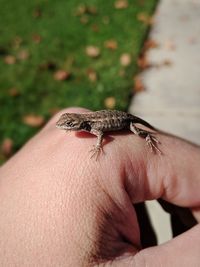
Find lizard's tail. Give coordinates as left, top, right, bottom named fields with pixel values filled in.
left=131, top=115, right=157, bottom=131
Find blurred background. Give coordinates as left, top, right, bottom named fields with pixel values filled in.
left=0, top=0, right=157, bottom=162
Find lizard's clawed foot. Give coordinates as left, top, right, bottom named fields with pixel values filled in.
left=90, top=145, right=103, bottom=160
left=146, top=134, right=162, bottom=154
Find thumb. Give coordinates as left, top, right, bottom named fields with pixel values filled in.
left=101, top=224, right=200, bottom=267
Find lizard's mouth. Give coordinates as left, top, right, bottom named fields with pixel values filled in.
left=56, top=124, right=66, bottom=129
left=56, top=124, right=73, bottom=131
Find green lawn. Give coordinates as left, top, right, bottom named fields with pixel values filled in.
left=0, top=0, right=158, bottom=161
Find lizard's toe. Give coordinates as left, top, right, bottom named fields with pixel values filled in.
left=89, top=145, right=103, bottom=160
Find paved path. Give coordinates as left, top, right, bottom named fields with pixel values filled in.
left=130, top=0, right=200, bottom=244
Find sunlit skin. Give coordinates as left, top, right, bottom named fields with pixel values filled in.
left=0, top=108, right=200, bottom=266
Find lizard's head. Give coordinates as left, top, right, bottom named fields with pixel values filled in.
left=56, top=113, right=83, bottom=131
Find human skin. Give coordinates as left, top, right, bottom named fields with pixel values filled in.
left=0, top=107, right=200, bottom=266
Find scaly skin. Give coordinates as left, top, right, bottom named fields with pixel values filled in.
left=56, top=110, right=161, bottom=159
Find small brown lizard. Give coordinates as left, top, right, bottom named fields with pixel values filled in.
left=56, top=110, right=161, bottom=159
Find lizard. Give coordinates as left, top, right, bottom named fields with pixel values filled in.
left=56, top=110, right=161, bottom=159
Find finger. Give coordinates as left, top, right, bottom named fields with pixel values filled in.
left=101, top=224, right=200, bottom=267
left=122, top=132, right=200, bottom=208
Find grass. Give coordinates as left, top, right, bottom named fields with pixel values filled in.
left=0, top=0, right=158, bottom=162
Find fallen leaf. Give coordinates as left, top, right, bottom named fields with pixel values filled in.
left=32, top=34, right=42, bottom=44
left=75, top=4, right=97, bottom=16
left=162, top=59, right=173, bottom=66
left=134, top=76, right=144, bottom=92
left=91, top=24, right=99, bottom=32
left=104, top=97, right=116, bottom=109
left=8, top=87, right=20, bottom=97
left=138, top=0, right=145, bottom=6
left=120, top=53, right=131, bottom=66
left=75, top=4, right=87, bottom=16
left=86, top=46, right=100, bottom=58
left=39, top=61, right=57, bottom=71
left=87, top=69, right=97, bottom=82
left=137, top=55, right=150, bottom=69
left=137, top=12, right=154, bottom=25
left=54, top=70, right=71, bottom=81
left=23, top=114, right=45, bottom=127
left=17, top=50, right=29, bottom=60
left=80, top=15, right=89, bottom=24
left=1, top=138, right=13, bottom=157
left=114, top=0, right=129, bottom=9
left=144, top=39, right=159, bottom=50
left=164, top=40, right=176, bottom=51
left=13, top=36, right=23, bottom=49
left=87, top=6, right=97, bottom=15
left=33, top=7, right=42, bottom=18
left=4, top=55, right=16, bottom=64
left=104, top=39, right=118, bottom=50
left=154, top=60, right=173, bottom=69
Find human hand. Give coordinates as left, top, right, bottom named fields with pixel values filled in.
left=0, top=108, right=200, bottom=266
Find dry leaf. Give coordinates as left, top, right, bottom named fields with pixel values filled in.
left=134, top=76, right=144, bottom=92
left=80, top=15, right=89, bottom=24
left=9, top=87, right=20, bottom=97
left=33, top=7, right=42, bottom=18
left=104, top=39, right=118, bottom=50
left=75, top=4, right=87, bottom=16
left=164, top=40, right=176, bottom=51
left=13, top=36, right=23, bottom=49
left=32, top=34, right=42, bottom=44
left=1, top=138, right=13, bottom=157
left=104, top=97, right=116, bottom=109
left=120, top=53, right=131, bottom=66
left=91, top=24, right=99, bottom=32
left=144, top=39, right=159, bottom=50
left=4, top=55, right=16, bottom=64
left=87, top=6, right=97, bottom=15
left=137, top=56, right=150, bottom=69
left=75, top=4, right=97, bottom=16
left=39, top=61, right=57, bottom=71
left=85, top=46, right=100, bottom=58
left=17, top=50, right=29, bottom=60
left=87, top=69, right=97, bottom=82
left=154, top=60, right=173, bottom=69
left=162, top=59, right=173, bottom=66
left=54, top=70, right=71, bottom=81
left=114, top=0, right=129, bottom=9
left=137, top=12, right=154, bottom=25
left=23, top=114, right=45, bottom=127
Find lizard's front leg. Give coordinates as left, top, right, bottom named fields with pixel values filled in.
left=130, top=123, right=161, bottom=154
left=89, top=129, right=104, bottom=160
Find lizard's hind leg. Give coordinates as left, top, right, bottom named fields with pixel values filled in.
left=130, top=123, right=161, bottom=154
